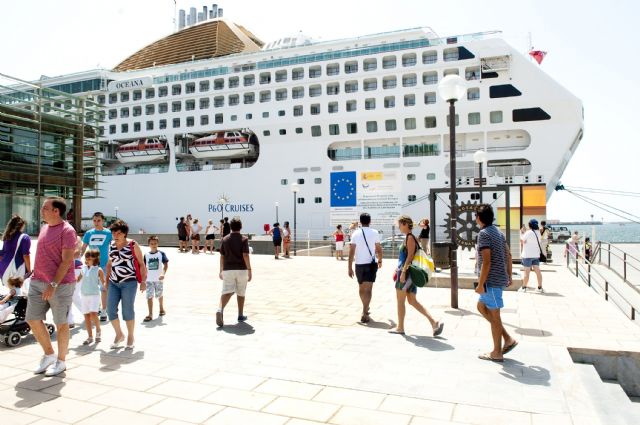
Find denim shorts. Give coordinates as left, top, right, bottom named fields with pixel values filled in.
left=522, top=257, right=540, bottom=268
left=479, top=286, right=504, bottom=310
left=107, top=279, right=138, bottom=321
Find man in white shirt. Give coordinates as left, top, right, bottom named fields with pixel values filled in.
left=348, top=213, right=382, bottom=323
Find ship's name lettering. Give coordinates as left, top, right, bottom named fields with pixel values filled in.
left=107, top=77, right=152, bottom=92
left=208, top=203, right=255, bottom=213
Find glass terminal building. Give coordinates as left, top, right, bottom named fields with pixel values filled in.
left=0, top=72, right=103, bottom=234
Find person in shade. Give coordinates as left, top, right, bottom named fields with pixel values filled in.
left=348, top=213, right=382, bottom=323
left=0, top=215, right=31, bottom=286
left=475, top=204, right=517, bottom=362
left=216, top=217, right=252, bottom=327
left=26, top=197, right=77, bottom=376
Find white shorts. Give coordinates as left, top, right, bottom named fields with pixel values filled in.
left=222, top=270, right=248, bottom=296
left=79, top=294, right=101, bottom=315
left=336, top=241, right=344, bottom=251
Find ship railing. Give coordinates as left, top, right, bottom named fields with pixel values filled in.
left=595, top=242, right=640, bottom=285
left=566, top=248, right=640, bottom=321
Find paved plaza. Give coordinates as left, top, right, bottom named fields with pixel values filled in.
left=1, top=244, right=639, bottom=424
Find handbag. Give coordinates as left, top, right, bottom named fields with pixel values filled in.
left=534, top=232, right=547, bottom=263
left=1, top=234, right=27, bottom=286
left=128, top=240, right=143, bottom=283
left=407, top=234, right=434, bottom=287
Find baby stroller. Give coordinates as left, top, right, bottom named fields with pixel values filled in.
left=0, top=296, right=55, bottom=347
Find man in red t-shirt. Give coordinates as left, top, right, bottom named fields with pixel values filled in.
left=26, top=197, right=77, bottom=376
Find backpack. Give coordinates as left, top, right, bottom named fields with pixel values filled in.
left=1, top=234, right=27, bottom=287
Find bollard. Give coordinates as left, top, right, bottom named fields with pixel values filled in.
left=575, top=256, right=579, bottom=277
left=587, top=264, right=591, bottom=287
left=605, top=281, right=609, bottom=301
left=624, top=253, right=627, bottom=282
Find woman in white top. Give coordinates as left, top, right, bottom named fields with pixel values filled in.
left=191, top=218, right=203, bottom=254
left=520, top=219, right=543, bottom=293
left=204, top=219, right=218, bottom=254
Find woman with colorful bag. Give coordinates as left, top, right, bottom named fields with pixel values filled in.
left=105, top=220, right=147, bottom=349
left=0, top=215, right=31, bottom=286
left=389, top=215, right=444, bottom=337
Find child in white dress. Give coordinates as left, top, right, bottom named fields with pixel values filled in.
left=76, top=249, right=105, bottom=345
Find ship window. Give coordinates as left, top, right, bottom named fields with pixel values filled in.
left=215, top=114, right=223, bottom=124
left=467, top=88, right=480, bottom=101
left=297, top=179, right=305, bottom=184
left=172, top=84, right=181, bottom=95
left=327, top=83, right=339, bottom=95
left=468, top=112, right=481, bottom=125
left=423, top=71, right=438, bottom=85
left=146, top=104, right=155, bottom=115
left=490, top=110, right=503, bottom=123
left=262, top=112, right=269, bottom=118
left=214, top=96, right=224, bottom=107
left=199, top=81, right=210, bottom=92
left=244, top=93, right=255, bottom=104
left=281, top=179, right=288, bottom=185
left=199, top=98, right=209, bottom=109
left=186, top=83, right=195, bottom=93
left=466, top=67, right=480, bottom=80
left=366, top=121, right=378, bottom=133
left=383, top=76, right=397, bottom=89
left=214, top=79, right=224, bottom=90
left=328, top=102, right=338, bottom=113
left=133, top=106, right=142, bottom=117
left=172, top=101, right=181, bottom=112
left=280, top=129, right=286, bottom=135
left=446, top=113, right=460, bottom=126
left=276, top=70, right=288, bottom=82
left=244, top=75, right=255, bottom=86
left=347, top=123, right=357, bottom=134
left=364, top=78, right=377, bottom=91
left=427, top=173, right=436, bottom=180
left=383, top=56, right=396, bottom=69
left=403, top=74, right=417, bottom=87
left=229, top=95, right=239, bottom=106
left=294, top=105, right=303, bottom=116
left=402, top=53, right=417, bottom=67
left=109, top=125, right=116, bottom=134
left=512, top=107, right=551, bottom=122
left=172, top=118, right=180, bottom=128
left=444, top=68, right=459, bottom=77
left=404, top=118, right=416, bottom=130
left=260, top=91, right=271, bottom=103
left=345, top=80, right=358, bottom=93
left=310, top=104, right=320, bottom=115
left=490, top=84, right=522, bottom=98
left=229, top=77, right=239, bottom=88
left=159, top=120, right=166, bottom=129
left=159, top=87, right=168, bottom=97
left=146, top=121, right=154, bottom=130
left=345, top=61, right=358, bottom=73
left=292, top=87, right=304, bottom=99
left=108, top=109, right=117, bottom=119
left=309, top=85, right=321, bottom=97
left=314, top=178, right=322, bottom=184
left=263, top=130, right=270, bottom=136
left=186, top=117, right=195, bottom=127
left=120, top=107, right=129, bottom=118
left=121, top=123, right=128, bottom=133
left=120, top=92, right=129, bottom=102
left=97, top=95, right=106, bottom=104
left=346, top=100, right=357, bottom=112
left=200, top=115, right=209, bottom=125
left=296, top=127, right=303, bottom=134
left=311, top=125, right=321, bottom=137
left=314, top=197, right=322, bottom=204
left=385, top=119, right=397, bottom=131
left=407, top=174, right=416, bottom=181
left=157, top=103, right=167, bottom=114
left=365, top=98, right=376, bottom=110
left=297, top=198, right=305, bottom=204
left=276, top=89, right=287, bottom=101
left=384, top=96, right=395, bottom=108
left=246, top=113, right=252, bottom=120
left=424, top=92, right=436, bottom=104
left=422, top=50, right=437, bottom=64
left=327, top=63, right=340, bottom=76
left=444, top=48, right=459, bottom=61
left=259, top=72, right=271, bottom=84
left=133, top=90, right=142, bottom=101
left=309, top=66, right=321, bottom=78
left=404, top=94, right=415, bottom=106
left=329, top=124, right=340, bottom=135
left=408, top=195, right=417, bottom=202
left=292, top=68, right=303, bottom=80
left=186, top=100, right=195, bottom=111
left=364, top=58, right=377, bottom=71
left=231, top=115, right=237, bottom=121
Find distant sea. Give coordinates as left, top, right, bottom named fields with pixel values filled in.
left=566, top=223, right=640, bottom=243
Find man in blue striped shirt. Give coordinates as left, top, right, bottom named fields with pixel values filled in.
left=475, top=205, right=517, bottom=362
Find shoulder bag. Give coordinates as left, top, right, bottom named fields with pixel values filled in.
left=128, top=240, right=143, bottom=283
left=1, top=233, right=27, bottom=286
left=534, top=232, right=547, bottom=263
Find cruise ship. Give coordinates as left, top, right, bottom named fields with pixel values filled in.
left=27, top=8, right=583, bottom=237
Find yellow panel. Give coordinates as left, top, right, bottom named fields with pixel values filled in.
left=523, top=185, right=546, bottom=207
left=361, top=172, right=383, bottom=181
left=497, top=207, right=520, bottom=229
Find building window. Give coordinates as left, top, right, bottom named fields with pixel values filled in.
left=214, top=79, right=224, bottom=90
left=402, top=53, right=417, bottom=67
left=120, top=108, right=129, bottom=118
left=422, top=50, right=437, bottom=64
left=467, top=88, right=480, bottom=101
left=296, top=127, right=303, bottom=134
left=276, top=70, right=288, bottom=82
left=384, top=96, right=395, bottom=108
left=121, top=123, right=128, bottom=133
left=364, top=58, right=377, bottom=71
left=133, top=122, right=141, bottom=132
left=292, top=68, right=303, bottom=80
left=172, top=118, right=180, bottom=128
left=158, top=87, right=168, bottom=97
left=231, top=115, right=237, bottom=121
left=278, top=110, right=285, bottom=117
left=408, top=195, right=417, bottom=202
left=200, top=115, right=209, bottom=125
left=383, top=56, right=396, bottom=69
left=365, top=98, right=376, bottom=110
left=468, top=112, right=481, bottom=125
left=297, top=178, right=305, bottom=184
left=427, top=173, right=436, bottom=180
left=109, top=125, right=116, bottom=134
left=279, top=129, right=286, bottom=135
left=133, top=106, right=142, bottom=117
left=145, top=88, right=155, bottom=99
left=311, top=125, right=321, bottom=137
left=346, top=100, right=357, bottom=112
left=172, top=84, right=181, bottom=95
left=281, top=179, right=288, bottom=185
left=407, top=174, right=416, bottom=181
left=345, top=81, right=358, bottom=93
left=159, top=120, right=166, bottom=129
left=246, top=113, right=253, bottom=120
left=404, top=118, right=416, bottom=130
left=186, top=100, right=195, bottom=111
left=172, top=102, right=182, bottom=112
left=262, top=112, right=269, bottom=118
left=314, top=178, right=322, bottom=184
left=404, top=94, right=415, bottom=106
left=276, top=89, right=287, bottom=101
left=229, top=95, right=239, bottom=106
left=327, top=83, right=339, bottom=95
left=292, top=87, right=304, bottom=99
left=214, top=96, right=224, bottom=107
left=310, top=104, right=320, bottom=115
left=424, top=92, right=436, bottom=105
left=97, top=95, right=106, bottom=104
left=262, top=130, right=270, bottom=136
left=314, top=197, right=322, bottom=204
left=108, top=109, right=117, bottom=119
left=133, top=90, right=142, bottom=101
left=385, top=119, right=397, bottom=131
left=444, top=68, right=459, bottom=77
left=490, top=110, right=503, bottom=124
left=309, top=66, right=321, bottom=78
left=259, top=72, right=271, bottom=84
left=294, top=105, right=303, bottom=116
left=159, top=103, right=168, bottom=114
left=145, top=104, right=155, bottom=115
left=446, top=114, right=460, bottom=126
left=260, top=91, right=271, bottom=103
left=229, top=77, right=239, bottom=88
left=424, top=116, right=437, bottom=128
left=327, top=63, right=339, bottom=76
left=244, top=93, right=255, bottom=104
left=366, top=121, right=378, bottom=133
left=200, top=98, right=210, bottom=109
left=244, top=75, right=255, bottom=86
left=383, top=76, right=397, bottom=89
left=109, top=93, right=118, bottom=104
left=120, top=92, right=129, bottom=102
left=364, top=78, right=377, bottom=91
left=347, top=123, right=357, bottom=134
left=215, top=113, right=223, bottom=124
left=345, top=61, right=358, bottom=73
left=329, top=124, right=340, bottom=135
left=328, top=102, right=338, bottom=114
left=423, top=71, right=438, bottom=85
left=199, top=81, right=210, bottom=92
left=402, top=74, right=417, bottom=87
left=444, top=48, right=459, bottom=61
left=146, top=121, right=154, bottom=130
left=309, top=85, right=321, bottom=97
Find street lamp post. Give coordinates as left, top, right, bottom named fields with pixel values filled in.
left=275, top=202, right=279, bottom=223
left=114, top=206, right=119, bottom=219
left=473, top=149, right=488, bottom=203
left=438, top=74, right=467, bottom=309
left=291, top=183, right=299, bottom=256
left=218, top=197, right=227, bottom=221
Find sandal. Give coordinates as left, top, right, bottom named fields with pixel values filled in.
left=159, top=310, right=166, bottom=316
left=502, top=341, right=518, bottom=355
left=143, top=316, right=152, bottom=322
left=82, top=337, right=94, bottom=345
left=360, top=314, right=370, bottom=324
left=388, top=330, right=405, bottom=335
left=478, top=353, right=504, bottom=362
left=433, top=321, right=445, bottom=337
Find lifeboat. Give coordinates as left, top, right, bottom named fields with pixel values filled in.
left=115, top=138, right=167, bottom=164
left=189, top=131, right=256, bottom=159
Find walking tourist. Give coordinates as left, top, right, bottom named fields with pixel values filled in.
left=144, top=235, right=169, bottom=321
left=520, top=219, right=544, bottom=293
left=81, top=212, right=112, bottom=321
left=191, top=218, right=202, bottom=254
left=106, top=220, right=147, bottom=349
left=0, top=215, right=31, bottom=286
left=389, top=215, right=443, bottom=336
left=216, top=217, right=252, bottom=327
left=418, top=218, right=431, bottom=255
left=584, top=237, right=592, bottom=263
left=177, top=217, right=188, bottom=253
left=222, top=217, right=231, bottom=237
left=474, top=204, right=517, bottom=362
left=282, top=221, right=291, bottom=258
left=540, top=220, right=550, bottom=259
left=26, top=197, right=77, bottom=376
left=348, top=213, right=382, bottom=323
left=204, top=219, right=218, bottom=254
left=269, top=222, right=283, bottom=259
left=333, top=224, right=345, bottom=260
left=76, top=249, right=104, bottom=345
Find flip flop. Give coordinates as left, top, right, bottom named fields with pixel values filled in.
left=502, top=341, right=518, bottom=355
left=478, top=353, right=504, bottom=362
left=159, top=311, right=166, bottom=316
left=143, top=316, right=152, bottom=322
left=433, top=322, right=445, bottom=337
left=388, top=330, right=405, bottom=335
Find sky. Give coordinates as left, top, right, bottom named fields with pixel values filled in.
left=2, top=0, right=639, bottom=223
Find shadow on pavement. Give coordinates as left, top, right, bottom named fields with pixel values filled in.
left=357, top=319, right=396, bottom=330
left=402, top=334, right=455, bottom=351
left=500, top=359, right=551, bottom=386
left=218, top=322, right=255, bottom=336
left=14, top=374, right=65, bottom=407
left=141, top=317, right=168, bottom=328
left=515, top=327, right=554, bottom=337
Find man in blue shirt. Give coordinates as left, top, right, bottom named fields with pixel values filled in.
left=475, top=205, right=517, bottom=362
left=81, top=212, right=112, bottom=321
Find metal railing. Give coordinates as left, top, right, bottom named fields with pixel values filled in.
left=597, top=242, right=640, bottom=284
left=566, top=249, right=639, bottom=321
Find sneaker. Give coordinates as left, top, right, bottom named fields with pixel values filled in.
left=34, top=354, right=57, bottom=374
left=537, top=287, right=545, bottom=293
left=82, top=337, right=94, bottom=345
left=99, top=311, right=108, bottom=322
left=518, top=286, right=528, bottom=293
left=216, top=311, right=224, bottom=327
left=45, top=360, right=66, bottom=377
left=238, top=315, right=248, bottom=322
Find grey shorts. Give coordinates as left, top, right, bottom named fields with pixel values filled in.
left=26, top=280, right=75, bottom=325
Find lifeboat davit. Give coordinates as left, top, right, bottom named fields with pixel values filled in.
left=190, top=131, right=256, bottom=159
left=115, top=138, right=167, bottom=164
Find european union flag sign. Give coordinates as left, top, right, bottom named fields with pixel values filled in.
left=330, top=171, right=357, bottom=207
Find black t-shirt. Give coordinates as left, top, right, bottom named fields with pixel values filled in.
left=419, top=225, right=430, bottom=239
left=177, top=222, right=187, bottom=237
left=220, top=233, right=249, bottom=270
left=223, top=222, right=231, bottom=237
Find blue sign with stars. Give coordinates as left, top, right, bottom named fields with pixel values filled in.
left=330, top=171, right=357, bottom=207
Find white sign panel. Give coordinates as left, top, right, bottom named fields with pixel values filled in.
left=108, top=77, right=153, bottom=92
